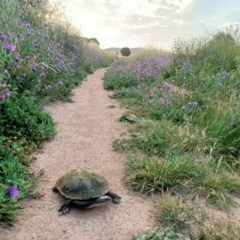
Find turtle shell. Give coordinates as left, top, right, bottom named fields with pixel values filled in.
left=54, top=168, right=109, bottom=200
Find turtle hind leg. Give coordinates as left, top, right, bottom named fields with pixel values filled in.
left=58, top=199, right=72, bottom=215
left=106, top=191, right=121, bottom=204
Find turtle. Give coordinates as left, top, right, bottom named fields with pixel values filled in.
left=53, top=168, right=121, bottom=214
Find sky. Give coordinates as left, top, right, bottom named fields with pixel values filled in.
left=49, top=0, right=240, bottom=49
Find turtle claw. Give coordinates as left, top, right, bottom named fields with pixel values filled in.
left=59, top=206, right=70, bottom=215
left=112, top=198, right=121, bottom=204
left=58, top=199, right=72, bottom=215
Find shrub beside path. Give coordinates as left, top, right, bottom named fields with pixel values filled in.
left=2, top=68, right=155, bottom=240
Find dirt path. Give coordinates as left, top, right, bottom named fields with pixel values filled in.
left=2, top=68, right=155, bottom=240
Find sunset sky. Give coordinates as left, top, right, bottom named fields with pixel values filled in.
left=49, top=0, right=240, bottom=49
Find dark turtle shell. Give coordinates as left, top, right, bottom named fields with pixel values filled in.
left=54, top=168, right=109, bottom=200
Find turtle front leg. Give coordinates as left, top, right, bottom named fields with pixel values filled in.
left=105, top=191, right=121, bottom=204
left=58, top=199, right=72, bottom=215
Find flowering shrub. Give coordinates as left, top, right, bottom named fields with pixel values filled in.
left=0, top=0, right=114, bottom=223
left=0, top=82, right=11, bottom=100
left=104, top=56, right=171, bottom=90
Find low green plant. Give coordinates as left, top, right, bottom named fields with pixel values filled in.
left=0, top=92, right=55, bottom=145
left=125, top=154, right=198, bottom=192
left=198, top=221, right=240, bottom=240
left=0, top=154, right=35, bottom=222
left=155, top=194, right=206, bottom=231
left=132, top=227, right=189, bottom=240
left=191, top=157, right=240, bottom=208
left=119, top=112, right=137, bottom=124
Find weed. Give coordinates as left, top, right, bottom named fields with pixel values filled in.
left=155, top=194, right=206, bottom=231
left=132, top=227, right=189, bottom=240
left=198, top=221, right=240, bottom=240
left=125, top=154, right=198, bottom=192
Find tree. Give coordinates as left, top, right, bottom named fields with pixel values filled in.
left=89, top=38, right=100, bottom=46
left=120, top=47, right=131, bottom=57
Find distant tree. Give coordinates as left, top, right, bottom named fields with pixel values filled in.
left=89, top=38, right=100, bottom=46
left=81, top=37, right=100, bottom=47
left=120, top=47, right=131, bottom=57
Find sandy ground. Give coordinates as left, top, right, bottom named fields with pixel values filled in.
left=2, top=68, right=156, bottom=240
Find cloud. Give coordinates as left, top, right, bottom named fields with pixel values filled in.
left=48, top=0, right=239, bottom=49
left=150, top=0, right=196, bottom=12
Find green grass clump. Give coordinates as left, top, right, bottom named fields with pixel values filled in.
left=132, top=227, right=189, bottom=240
left=125, top=154, right=198, bottom=192
left=198, top=221, right=240, bottom=240
left=155, top=194, right=206, bottom=231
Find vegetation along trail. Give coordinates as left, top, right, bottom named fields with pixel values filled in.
left=2, top=68, right=155, bottom=240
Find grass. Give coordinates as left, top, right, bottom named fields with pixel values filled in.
left=155, top=194, right=207, bottom=231
left=104, top=27, right=240, bottom=238
left=132, top=227, right=189, bottom=240
left=0, top=0, right=115, bottom=223
left=198, top=221, right=240, bottom=240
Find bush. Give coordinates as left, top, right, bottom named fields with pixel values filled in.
left=120, top=47, right=131, bottom=57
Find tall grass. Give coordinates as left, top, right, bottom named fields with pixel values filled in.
left=104, top=27, right=240, bottom=237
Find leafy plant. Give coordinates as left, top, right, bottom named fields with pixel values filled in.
left=0, top=154, right=35, bottom=222
left=198, top=221, right=240, bottom=240
left=132, top=227, right=189, bottom=240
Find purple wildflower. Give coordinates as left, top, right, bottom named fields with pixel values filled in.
left=7, top=184, right=19, bottom=199
left=25, top=22, right=31, bottom=28
left=0, top=31, right=7, bottom=41
left=148, top=89, right=154, bottom=99
left=187, top=102, right=198, bottom=106
left=223, top=71, right=229, bottom=78
left=45, top=85, right=52, bottom=90
left=4, top=42, right=16, bottom=52
left=5, top=90, right=11, bottom=97
left=3, top=69, right=8, bottom=74
left=161, top=82, right=173, bottom=91
left=15, top=53, right=21, bottom=62
left=0, top=90, right=11, bottom=100
left=42, top=22, right=48, bottom=28
left=39, top=72, right=46, bottom=77
left=218, top=82, right=223, bottom=87
left=30, top=65, right=37, bottom=72
left=0, top=82, right=7, bottom=87
left=160, top=95, right=171, bottom=105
